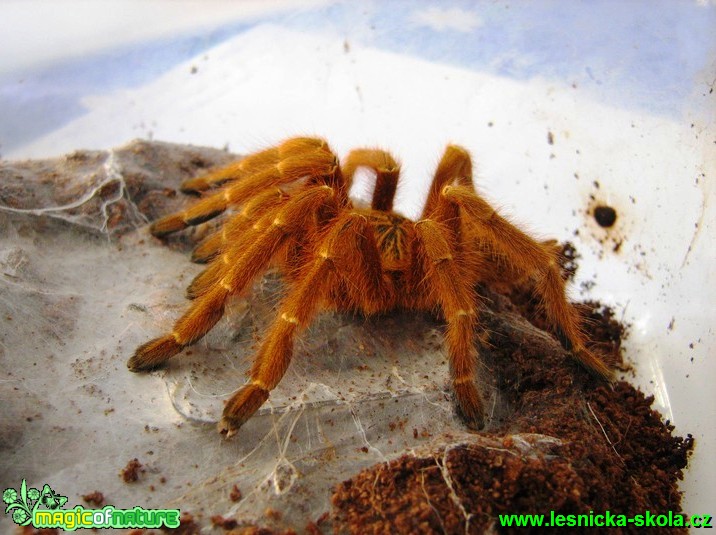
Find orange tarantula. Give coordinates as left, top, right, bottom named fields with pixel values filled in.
left=128, top=137, right=611, bottom=437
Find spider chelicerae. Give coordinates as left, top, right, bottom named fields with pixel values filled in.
left=128, top=137, right=611, bottom=437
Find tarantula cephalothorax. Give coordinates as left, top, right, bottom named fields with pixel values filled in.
left=128, top=137, right=612, bottom=437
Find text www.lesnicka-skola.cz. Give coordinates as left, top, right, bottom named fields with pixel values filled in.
left=498, top=510, right=712, bottom=529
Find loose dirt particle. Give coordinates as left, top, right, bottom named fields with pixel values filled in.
left=211, top=515, right=238, bottom=530
left=120, top=458, right=144, bottom=483
left=229, top=484, right=243, bottom=502
left=80, top=491, right=104, bottom=506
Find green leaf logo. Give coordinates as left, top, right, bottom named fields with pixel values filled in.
left=40, top=485, right=67, bottom=510
left=3, top=480, right=67, bottom=527
left=2, top=488, right=17, bottom=505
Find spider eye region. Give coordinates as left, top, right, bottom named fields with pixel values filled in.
left=369, top=212, right=411, bottom=271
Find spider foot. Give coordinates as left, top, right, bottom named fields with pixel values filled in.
left=218, top=383, right=270, bottom=438
left=127, top=335, right=182, bottom=371
left=191, top=238, right=220, bottom=264
left=186, top=263, right=222, bottom=299
left=149, top=214, right=187, bottom=238
left=575, top=347, right=614, bottom=382
left=454, top=381, right=485, bottom=430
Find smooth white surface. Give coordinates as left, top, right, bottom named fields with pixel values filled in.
left=0, top=0, right=330, bottom=74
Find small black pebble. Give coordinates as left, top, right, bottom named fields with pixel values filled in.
left=594, top=205, right=617, bottom=227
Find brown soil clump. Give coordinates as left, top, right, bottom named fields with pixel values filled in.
left=331, top=253, right=693, bottom=534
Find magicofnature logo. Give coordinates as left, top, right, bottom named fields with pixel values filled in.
left=3, top=479, right=180, bottom=530
left=3, top=479, right=68, bottom=526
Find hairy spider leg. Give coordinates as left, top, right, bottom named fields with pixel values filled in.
left=184, top=202, right=294, bottom=300
left=191, top=187, right=289, bottom=264
left=414, top=218, right=485, bottom=430
left=330, top=211, right=392, bottom=313
left=179, top=137, right=329, bottom=194
left=422, top=145, right=483, bottom=275
left=218, top=212, right=383, bottom=436
left=442, top=184, right=613, bottom=380
left=342, top=149, right=401, bottom=211
left=184, top=154, right=346, bottom=300
left=422, top=145, right=475, bottom=221
left=150, top=137, right=337, bottom=237
left=179, top=146, right=280, bottom=194
left=127, top=185, right=337, bottom=371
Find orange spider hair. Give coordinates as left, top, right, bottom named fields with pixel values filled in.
left=128, top=137, right=612, bottom=437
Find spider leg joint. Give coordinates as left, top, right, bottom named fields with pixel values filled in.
left=280, top=313, right=299, bottom=325
left=453, top=376, right=473, bottom=385
left=219, top=278, right=232, bottom=291
left=252, top=379, right=269, bottom=390
left=434, top=253, right=454, bottom=264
